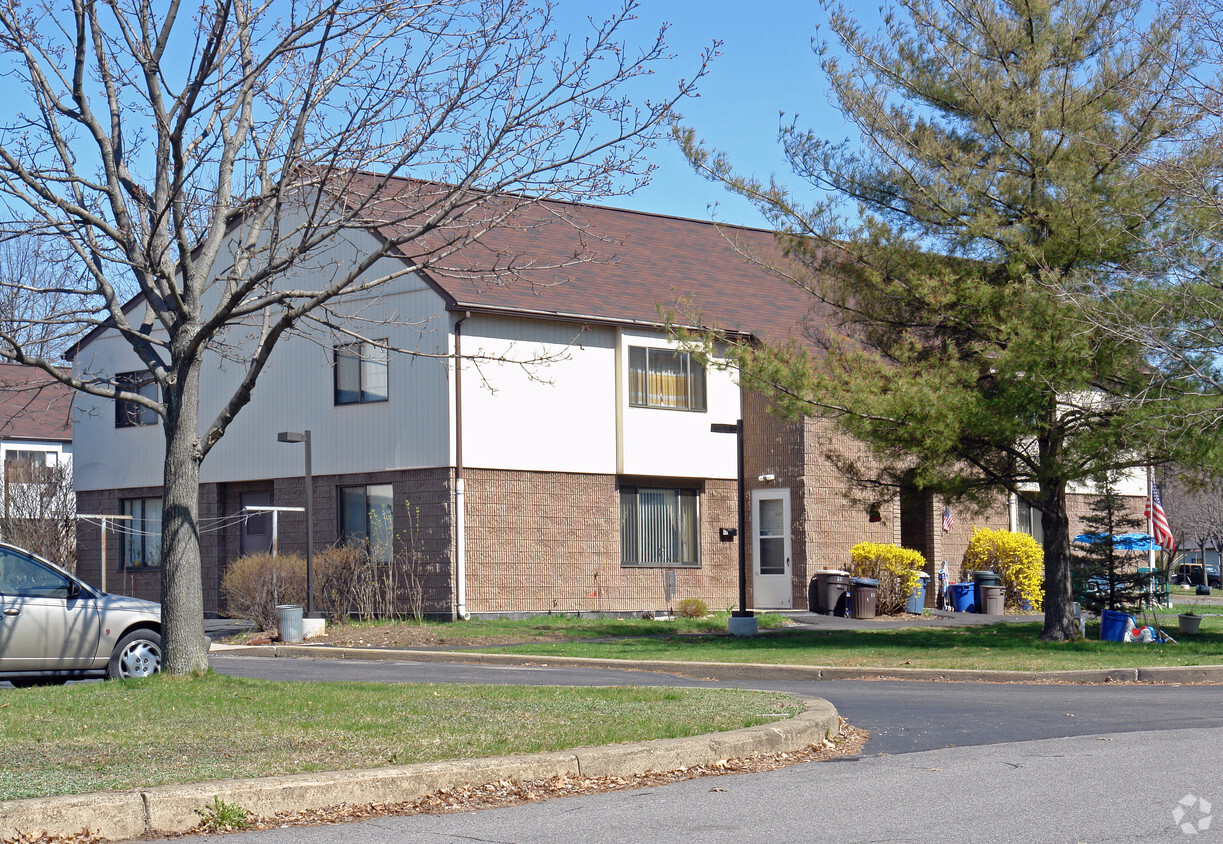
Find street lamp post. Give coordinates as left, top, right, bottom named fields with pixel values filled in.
left=712, top=419, right=757, bottom=636
left=277, top=430, right=314, bottom=617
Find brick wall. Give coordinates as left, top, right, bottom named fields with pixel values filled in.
left=76, top=468, right=455, bottom=617
left=76, top=487, right=165, bottom=605
left=461, top=468, right=739, bottom=614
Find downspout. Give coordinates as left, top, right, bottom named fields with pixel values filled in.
left=454, top=311, right=471, bottom=620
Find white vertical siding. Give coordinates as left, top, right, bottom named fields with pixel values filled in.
left=618, top=328, right=737, bottom=480
left=459, top=316, right=617, bottom=473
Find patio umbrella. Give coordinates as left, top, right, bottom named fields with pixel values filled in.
left=1073, top=532, right=1164, bottom=550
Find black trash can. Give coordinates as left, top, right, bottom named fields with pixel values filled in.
left=808, top=577, right=820, bottom=613
left=973, top=570, right=1002, bottom=614
left=816, top=570, right=851, bottom=616
left=850, top=577, right=879, bottom=619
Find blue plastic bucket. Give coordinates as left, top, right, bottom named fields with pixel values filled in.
left=1100, top=609, right=1133, bottom=642
left=949, top=582, right=975, bottom=613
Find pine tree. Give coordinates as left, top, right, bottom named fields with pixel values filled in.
left=1073, top=470, right=1150, bottom=614
left=680, top=0, right=1207, bottom=640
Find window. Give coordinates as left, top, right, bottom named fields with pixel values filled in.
left=339, top=484, right=393, bottom=563
left=0, top=546, right=74, bottom=598
left=115, top=371, right=158, bottom=427
left=120, top=497, right=162, bottom=569
left=4, top=450, right=49, bottom=482
left=620, top=486, right=699, bottom=567
left=628, top=347, right=706, bottom=411
left=1016, top=498, right=1044, bottom=545
left=334, top=341, right=388, bottom=405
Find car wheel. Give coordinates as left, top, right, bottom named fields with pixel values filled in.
left=107, top=629, right=162, bottom=680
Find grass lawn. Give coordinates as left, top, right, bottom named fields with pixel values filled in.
left=428, top=613, right=1223, bottom=672
left=315, top=611, right=789, bottom=649
left=0, top=673, right=803, bottom=802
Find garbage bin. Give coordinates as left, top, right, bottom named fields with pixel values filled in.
left=1100, top=609, right=1135, bottom=642
left=905, top=572, right=931, bottom=614
left=850, top=577, right=879, bottom=619
left=276, top=604, right=303, bottom=643
left=972, top=570, right=1002, bottom=614
left=808, top=577, right=820, bottom=613
left=948, top=582, right=975, bottom=612
left=816, top=570, right=851, bottom=617
left=981, top=584, right=1005, bottom=615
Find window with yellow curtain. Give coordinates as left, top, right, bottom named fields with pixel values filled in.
left=628, top=346, right=707, bottom=411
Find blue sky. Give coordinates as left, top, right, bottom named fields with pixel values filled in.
left=583, top=1, right=857, bottom=227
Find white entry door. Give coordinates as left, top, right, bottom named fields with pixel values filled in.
left=752, top=488, right=792, bottom=609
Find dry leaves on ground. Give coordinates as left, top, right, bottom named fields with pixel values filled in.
left=201, top=719, right=867, bottom=835
left=5, top=721, right=866, bottom=843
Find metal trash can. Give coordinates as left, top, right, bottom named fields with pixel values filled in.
left=973, top=570, right=1002, bottom=614
left=815, top=570, right=851, bottom=616
left=905, top=572, right=931, bottom=614
left=850, top=577, right=879, bottom=619
left=981, top=584, right=1005, bottom=615
left=276, top=604, right=303, bottom=643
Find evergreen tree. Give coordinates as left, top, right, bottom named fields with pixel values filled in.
left=681, top=0, right=1208, bottom=640
left=1073, top=470, right=1150, bottom=613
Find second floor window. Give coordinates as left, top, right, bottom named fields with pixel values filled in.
left=115, top=371, right=159, bottom=428
left=628, top=347, right=706, bottom=411
left=335, top=341, right=388, bottom=405
left=4, top=450, right=50, bottom=482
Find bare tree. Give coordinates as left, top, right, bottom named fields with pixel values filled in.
left=1160, top=470, right=1223, bottom=553
left=1050, top=0, right=1223, bottom=434
left=0, top=0, right=707, bottom=673
left=0, top=236, right=85, bottom=361
left=0, top=457, right=75, bottom=570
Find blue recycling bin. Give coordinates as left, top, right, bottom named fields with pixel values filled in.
left=1100, top=609, right=1134, bottom=642
left=948, top=582, right=975, bottom=613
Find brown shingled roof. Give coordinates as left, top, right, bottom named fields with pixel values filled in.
left=354, top=175, right=829, bottom=343
left=71, top=175, right=831, bottom=357
left=0, top=364, right=72, bottom=442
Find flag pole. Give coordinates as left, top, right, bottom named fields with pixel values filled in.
left=1147, top=465, right=1155, bottom=571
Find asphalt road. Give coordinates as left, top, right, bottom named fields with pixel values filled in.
left=149, top=726, right=1223, bottom=843
left=210, top=653, right=1223, bottom=755
left=171, top=654, right=1223, bottom=842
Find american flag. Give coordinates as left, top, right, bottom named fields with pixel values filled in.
left=1150, top=485, right=1175, bottom=554
left=942, top=505, right=954, bottom=533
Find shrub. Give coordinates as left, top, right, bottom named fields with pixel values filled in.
left=676, top=597, right=708, bottom=618
left=220, top=552, right=305, bottom=630
left=314, top=543, right=368, bottom=623
left=848, top=542, right=926, bottom=615
left=960, top=527, right=1044, bottom=611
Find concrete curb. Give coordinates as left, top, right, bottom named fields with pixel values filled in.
left=0, top=697, right=838, bottom=842
left=212, top=642, right=1223, bottom=685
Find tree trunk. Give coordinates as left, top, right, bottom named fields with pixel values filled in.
left=1039, top=485, right=1078, bottom=641
left=159, top=355, right=209, bottom=675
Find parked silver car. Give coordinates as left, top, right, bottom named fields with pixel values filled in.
left=0, top=542, right=161, bottom=686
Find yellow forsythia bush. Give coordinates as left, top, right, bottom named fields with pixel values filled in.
left=848, top=542, right=927, bottom=615
left=960, top=527, right=1044, bottom=611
